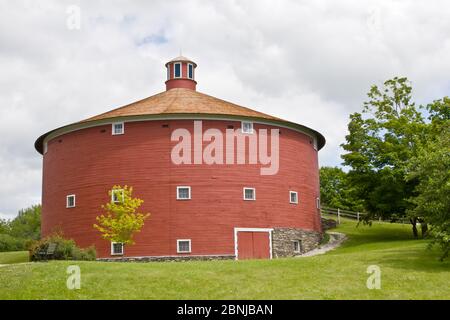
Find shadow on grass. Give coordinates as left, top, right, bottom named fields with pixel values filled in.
left=374, top=246, right=450, bottom=273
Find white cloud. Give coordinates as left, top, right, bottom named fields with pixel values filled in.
left=1, top=0, right=449, bottom=219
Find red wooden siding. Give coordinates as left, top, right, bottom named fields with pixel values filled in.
left=41, top=119, right=321, bottom=258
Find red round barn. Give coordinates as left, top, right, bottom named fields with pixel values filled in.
left=35, top=56, right=326, bottom=260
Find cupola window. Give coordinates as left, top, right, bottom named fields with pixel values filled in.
left=188, top=63, right=194, bottom=79
left=174, top=62, right=181, bottom=78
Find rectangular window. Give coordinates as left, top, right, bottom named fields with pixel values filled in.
left=174, top=63, right=181, bottom=78
left=293, top=240, right=302, bottom=253
left=177, top=186, right=191, bottom=200
left=188, top=63, right=193, bottom=79
left=112, top=122, right=124, bottom=135
left=316, top=197, right=321, bottom=209
left=177, top=239, right=191, bottom=253
left=66, top=195, right=76, bottom=208
left=111, top=189, right=124, bottom=203
left=241, top=121, right=254, bottom=134
left=243, top=187, right=256, bottom=201
left=111, top=242, right=124, bottom=255
left=167, top=65, right=170, bottom=80
left=290, top=191, right=298, bottom=204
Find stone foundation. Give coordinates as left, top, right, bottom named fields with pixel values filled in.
left=272, top=227, right=322, bottom=258
left=321, top=217, right=337, bottom=230
left=97, top=228, right=322, bottom=262
left=97, top=254, right=235, bottom=262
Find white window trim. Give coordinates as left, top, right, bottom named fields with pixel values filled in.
left=241, top=121, right=254, bottom=134
left=187, top=63, right=194, bottom=79
left=111, top=189, right=124, bottom=203
left=66, top=194, right=76, bottom=208
left=111, top=242, right=124, bottom=255
left=293, top=240, right=301, bottom=253
left=177, top=239, right=191, bottom=253
left=176, top=186, right=191, bottom=200
left=174, top=62, right=182, bottom=78
left=316, top=197, right=321, bottom=209
left=112, top=122, right=124, bottom=135
left=290, top=191, right=298, bottom=204
left=243, top=187, right=256, bottom=201
left=234, top=228, right=273, bottom=260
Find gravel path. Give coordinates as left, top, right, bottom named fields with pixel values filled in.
left=297, top=232, right=347, bottom=258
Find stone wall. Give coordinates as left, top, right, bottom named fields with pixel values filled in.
left=97, top=254, right=235, bottom=263
left=272, top=228, right=322, bottom=258
left=321, top=218, right=337, bottom=230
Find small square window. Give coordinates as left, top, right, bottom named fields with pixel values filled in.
left=174, top=63, right=181, bottom=78
left=293, top=240, right=302, bottom=253
left=290, top=191, right=298, bottom=204
left=111, top=242, right=124, bottom=255
left=177, top=239, right=191, bottom=253
left=66, top=195, right=76, bottom=208
left=241, top=121, right=254, bottom=134
left=243, top=188, right=255, bottom=201
left=177, top=186, right=191, bottom=200
left=111, top=189, right=124, bottom=203
left=112, top=122, right=124, bottom=135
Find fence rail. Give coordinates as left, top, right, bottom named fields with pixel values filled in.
left=321, top=206, right=412, bottom=224
left=320, top=206, right=365, bottom=224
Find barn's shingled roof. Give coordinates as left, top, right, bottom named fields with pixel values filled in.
left=35, top=87, right=325, bottom=154
left=81, top=88, right=281, bottom=123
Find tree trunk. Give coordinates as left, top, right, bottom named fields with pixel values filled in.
left=410, top=217, right=418, bottom=239
left=421, top=222, right=428, bottom=238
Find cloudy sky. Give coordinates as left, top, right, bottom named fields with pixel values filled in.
left=1, top=0, right=449, bottom=220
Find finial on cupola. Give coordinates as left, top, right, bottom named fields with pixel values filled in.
left=165, top=55, right=197, bottom=91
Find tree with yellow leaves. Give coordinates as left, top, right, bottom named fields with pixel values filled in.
left=94, top=185, right=150, bottom=246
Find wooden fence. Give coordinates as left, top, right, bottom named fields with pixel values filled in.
left=321, top=206, right=411, bottom=224
left=320, top=207, right=365, bottom=224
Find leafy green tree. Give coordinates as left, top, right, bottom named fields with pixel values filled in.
left=0, top=219, right=9, bottom=234
left=341, top=77, right=426, bottom=237
left=94, top=185, right=150, bottom=246
left=7, top=205, right=41, bottom=240
left=407, top=97, right=450, bottom=259
left=319, top=166, right=364, bottom=211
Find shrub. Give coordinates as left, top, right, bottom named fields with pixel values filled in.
left=0, top=234, right=27, bottom=252
left=29, top=234, right=96, bottom=261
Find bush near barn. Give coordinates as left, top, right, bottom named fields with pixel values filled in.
left=29, top=234, right=96, bottom=262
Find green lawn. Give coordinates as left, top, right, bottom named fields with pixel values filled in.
left=0, top=219, right=449, bottom=300
left=0, top=251, right=29, bottom=265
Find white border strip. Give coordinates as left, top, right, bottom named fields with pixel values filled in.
left=41, top=115, right=319, bottom=149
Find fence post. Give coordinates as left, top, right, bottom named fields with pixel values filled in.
left=357, top=212, right=360, bottom=221
left=337, top=208, right=341, bottom=225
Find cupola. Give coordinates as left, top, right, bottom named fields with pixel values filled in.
left=165, top=56, right=197, bottom=91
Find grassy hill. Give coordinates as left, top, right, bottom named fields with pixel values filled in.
left=0, top=219, right=448, bottom=300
